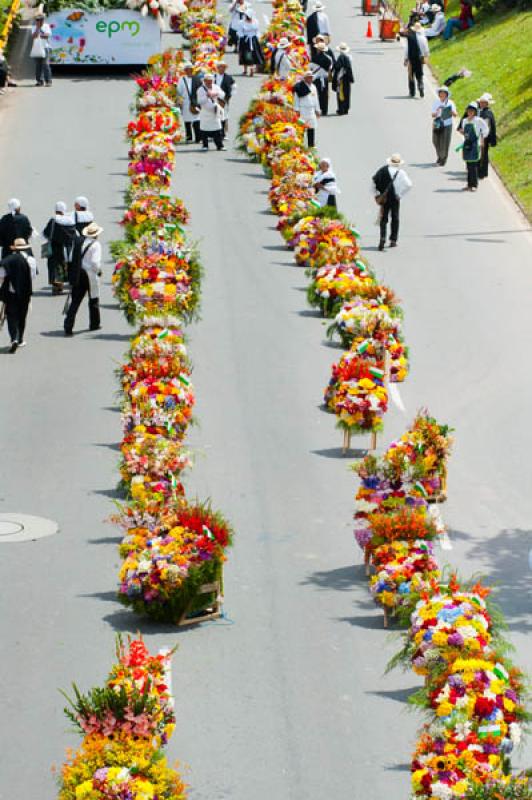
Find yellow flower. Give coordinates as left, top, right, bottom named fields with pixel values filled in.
left=436, top=701, right=453, bottom=717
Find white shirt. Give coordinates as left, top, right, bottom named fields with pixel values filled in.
left=294, top=83, right=320, bottom=128
left=404, top=31, right=430, bottom=58
left=459, top=115, right=489, bottom=140
left=273, top=49, right=293, bottom=79
left=31, top=22, right=52, bottom=44
left=431, top=98, right=456, bottom=126
left=177, top=76, right=200, bottom=123
left=238, top=19, right=259, bottom=40
left=425, top=11, right=445, bottom=37
left=313, top=168, right=339, bottom=205
left=386, top=167, right=412, bottom=200
left=197, top=84, right=225, bottom=131
left=316, top=11, right=330, bottom=35
left=81, top=238, right=102, bottom=275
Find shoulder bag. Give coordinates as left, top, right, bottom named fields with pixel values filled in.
left=375, top=171, right=398, bottom=206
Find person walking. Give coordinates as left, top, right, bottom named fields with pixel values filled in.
left=73, top=196, right=94, bottom=233
left=30, top=11, right=52, bottom=87
left=402, top=22, right=429, bottom=98
left=177, top=63, right=202, bottom=144
left=332, top=43, right=354, bottom=116
left=228, top=0, right=247, bottom=52
left=313, top=158, right=340, bottom=208
left=196, top=74, right=226, bottom=151
left=478, top=92, right=497, bottom=179
left=237, top=10, right=264, bottom=76
left=431, top=86, right=457, bottom=166
left=310, top=40, right=333, bottom=116
left=64, top=222, right=103, bottom=335
left=214, top=61, right=235, bottom=139
left=270, top=37, right=294, bottom=79
left=0, top=238, right=37, bottom=352
left=294, top=70, right=321, bottom=148
left=458, top=101, right=489, bottom=192
left=0, top=199, right=33, bottom=258
left=372, top=153, right=412, bottom=251
left=306, top=2, right=330, bottom=46
left=42, top=201, right=78, bottom=294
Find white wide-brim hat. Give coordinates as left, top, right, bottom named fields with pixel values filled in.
left=314, top=2, right=325, bottom=10
left=387, top=153, right=404, bottom=166
left=278, top=37, right=289, bottom=48
left=10, top=238, right=31, bottom=250
left=336, top=42, right=350, bottom=52
left=478, top=92, right=494, bottom=104
left=437, top=85, right=450, bottom=95
left=82, top=222, right=104, bottom=237
left=431, top=4, right=441, bottom=11
left=316, top=41, right=327, bottom=50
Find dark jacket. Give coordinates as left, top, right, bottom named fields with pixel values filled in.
left=306, top=11, right=320, bottom=44
left=372, top=165, right=398, bottom=201
left=480, top=107, right=497, bottom=146
left=216, top=73, right=235, bottom=100
left=0, top=212, right=33, bottom=258
left=332, top=53, right=354, bottom=90
left=0, top=252, right=33, bottom=299
left=43, top=216, right=79, bottom=263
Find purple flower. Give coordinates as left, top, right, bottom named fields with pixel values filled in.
left=447, top=632, right=464, bottom=647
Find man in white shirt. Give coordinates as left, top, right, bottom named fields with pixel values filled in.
left=64, top=222, right=103, bottom=335
left=196, top=74, right=226, bottom=151
left=30, top=12, right=52, bottom=87
left=403, top=22, right=429, bottom=98
left=372, top=154, right=413, bottom=250
left=294, top=70, right=321, bottom=147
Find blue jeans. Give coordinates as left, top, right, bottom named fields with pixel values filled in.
left=35, top=54, right=52, bottom=84
left=443, top=17, right=473, bottom=39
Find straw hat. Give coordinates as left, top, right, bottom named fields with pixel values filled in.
left=304, top=69, right=314, bottom=78
left=82, top=222, right=104, bottom=237
left=478, top=92, right=494, bottom=104
left=313, top=2, right=325, bottom=10
left=10, top=238, right=31, bottom=250
left=315, top=41, right=327, bottom=51
left=278, top=37, right=289, bottom=48
left=437, top=85, right=450, bottom=95
left=386, top=153, right=404, bottom=166
left=336, top=42, right=350, bottom=53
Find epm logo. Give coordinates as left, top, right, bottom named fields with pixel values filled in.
left=95, top=19, right=140, bottom=37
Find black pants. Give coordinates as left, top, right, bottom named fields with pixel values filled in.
left=478, top=143, right=490, bottom=179
left=407, top=61, right=424, bottom=97
left=6, top=293, right=30, bottom=343
left=185, top=120, right=201, bottom=143
left=466, top=161, right=479, bottom=189
left=201, top=128, right=223, bottom=150
left=35, top=54, right=52, bottom=85
left=380, top=199, right=400, bottom=243
left=432, top=125, right=452, bottom=165
left=314, top=80, right=329, bottom=116
left=307, top=128, right=316, bottom=148
left=64, top=269, right=100, bottom=333
left=0, top=66, right=7, bottom=88
left=336, top=81, right=351, bottom=115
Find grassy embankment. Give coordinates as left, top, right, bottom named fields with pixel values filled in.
left=394, top=2, right=532, bottom=218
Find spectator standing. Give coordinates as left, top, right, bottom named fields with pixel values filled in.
left=458, top=101, right=489, bottom=191
left=228, top=0, right=247, bottom=52
left=237, top=11, right=264, bottom=77
left=403, top=22, right=429, bottom=98
left=0, top=238, right=37, bottom=352
left=478, top=93, right=497, bottom=179
left=0, top=199, right=33, bottom=258
left=333, top=43, right=354, bottom=116
left=431, top=86, right=457, bottom=166
left=30, top=11, right=52, bottom=87
left=372, top=154, right=413, bottom=251
left=293, top=70, right=321, bottom=148
left=64, top=222, right=103, bottom=335
left=214, top=61, right=235, bottom=139
left=306, top=2, right=330, bottom=46
left=177, top=63, right=202, bottom=144
left=196, top=74, right=226, bottom=151
left=443, top=0, right=474, bottom=40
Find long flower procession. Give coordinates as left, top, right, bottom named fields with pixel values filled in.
left=57, top=636, right=188, bottom=800
left=110, top=0, right=233, bottom=628
left=237, top=0, right=530, bottom=797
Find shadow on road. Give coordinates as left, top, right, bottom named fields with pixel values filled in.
left=312, top=447, right=368, bottom=459
left=88, top=535, right=123, bottom=545
left=366, top=687, right=417, bottom=704
left=302, top=563, right=362, bottom=591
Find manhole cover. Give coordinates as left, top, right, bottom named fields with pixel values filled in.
left=0, top=514, right=59, bottom=543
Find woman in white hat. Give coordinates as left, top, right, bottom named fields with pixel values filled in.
left=306, top=2, right=330, bottom=46
left=333, top=43, right=354, bottom=116
left=270, top=37, right=294, bottom=79
left=431, top=85, right=457, bottom=166
left=30, top=11, right=52, bottom=87
left=64, top=222, right=103, bottom=335
left=458, top=102, right=489, bottom=191
left=402, top=21, right=429, bottom=98
left=228, top=0, right=247, bottom=51
left=73, top=196, right=94, bottom=233
left=372, top=154, right=412, bottom=251
left=293, top=70, right=321, bottom=148
left=0, top=238, right=37, bottom=352
left=478, top=93, right=496, bottom=179
left=177, top=63, right=202, bottom=144
left=313, top=157, right=340, bottom=208
left=237, top=10, right=264, bottom=77
left=424, top=3, right=445, bottom=37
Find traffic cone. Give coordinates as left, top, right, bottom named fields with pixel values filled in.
left=366, top=20, right=373, bottom=37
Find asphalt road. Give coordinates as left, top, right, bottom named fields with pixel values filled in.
left=0, top=4, right=531, bottom=799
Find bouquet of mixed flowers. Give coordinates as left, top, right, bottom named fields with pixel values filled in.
left=326, top=291, right=402, bottom=347
left=121, top=374, right=195, bottom=443
left=370, top=538, right=440, bottom=611
left=122, top=193, right=190, bottom=241
left=288, top=217, right=361, bottom=270
left=127, top=110, right=182, bottom=143
left=307, top=264, right=376, bottom=317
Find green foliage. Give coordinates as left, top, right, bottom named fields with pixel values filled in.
left=463, top=776, right=532, bottom=799
left=60, top=677, right=157, bottom=733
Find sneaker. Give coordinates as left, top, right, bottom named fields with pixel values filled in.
left=17, top=340, right=26, bottom=348
left=9, top=341, right=18, bottom=353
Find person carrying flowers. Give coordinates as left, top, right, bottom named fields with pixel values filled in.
left=313, top=157, right=340, bottom=208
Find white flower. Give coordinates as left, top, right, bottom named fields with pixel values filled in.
left=431, top=782, right=454, bottom=800
left=510, top=722, right=522, bottom=745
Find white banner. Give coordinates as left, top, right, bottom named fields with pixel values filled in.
left=47, top=9, right=161, bottom=65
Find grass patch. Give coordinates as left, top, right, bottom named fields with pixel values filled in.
left=392, top=4, right=532, bottom=217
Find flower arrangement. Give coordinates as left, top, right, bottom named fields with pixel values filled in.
left=307, top=265, right=376, bottom=317
left=58, top=638, right=187, bottom=800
